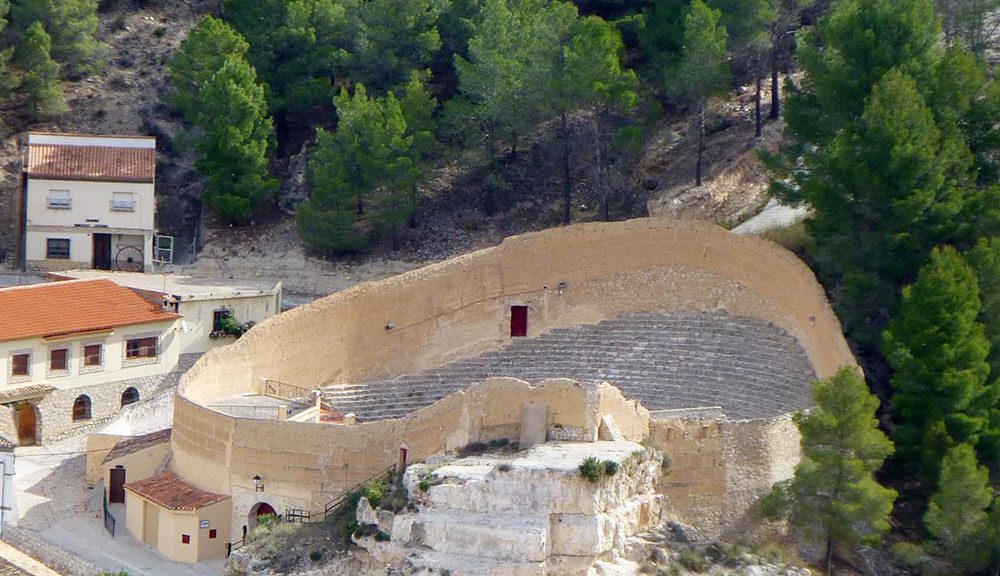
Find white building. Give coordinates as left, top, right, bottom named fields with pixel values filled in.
left=50, top=271, right=283, bottom=355
left=21, top=132, right=157, bottom=272
left=0, top=278, right=182, bottom=445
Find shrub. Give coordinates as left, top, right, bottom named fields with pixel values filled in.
left=579, top=457, right=606, bottom=482
left=153, top=27, right=167, bottom=38
left=497, top=462, right=512, bottom=472
left=374, top=531, right=390, bottom=542
left=458, top=442, right=488, bottom=455
left=362, top=478, right=388, bottom=508
left=487, top=438, right=510, bottom=449
left=891, top=542, right=931, bottom=575
left=677, top=548, right=709, bottom=572
left=603, top=460, right=619, bottom=476
left=418, top=480, right=430, bottom=492
left=309, top=550, right=323, bottom=562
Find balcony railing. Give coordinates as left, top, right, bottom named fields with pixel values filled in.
left=110, top=199, right=136, bottom=212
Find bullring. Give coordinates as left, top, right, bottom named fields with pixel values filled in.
left=166, top=218, right=856, bottom=551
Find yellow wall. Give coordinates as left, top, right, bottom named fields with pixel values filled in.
left=85, top=433, right=127, bottom=486
left=169, top=219, right=857, bottom=539
left=102, top=441, right=170, bottom=491
left=125, top=490, right=231, bottom=563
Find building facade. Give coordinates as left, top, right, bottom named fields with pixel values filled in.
left=22, top=133, right=156, bottom=273
left=0, top=279, right=181, bottom=444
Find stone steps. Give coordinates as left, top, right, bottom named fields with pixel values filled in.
left=322, top=311, right=817, bottom=421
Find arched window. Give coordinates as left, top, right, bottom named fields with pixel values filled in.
left=121, top=387, right=139, bottom=407
left=72, top=395, right=91, bottom=421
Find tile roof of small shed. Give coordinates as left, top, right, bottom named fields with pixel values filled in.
left=104, top=428, right=171, bottom=464
left=124, top=472, right=229, bottom=511
left=26, top=133, right=156, bottom=183
left=0, top=279, right=179, bottom=343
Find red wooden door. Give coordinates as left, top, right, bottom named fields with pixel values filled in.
left=109, top=468, right=126, bottom=503
left=510, top=306, right=528, bottom=337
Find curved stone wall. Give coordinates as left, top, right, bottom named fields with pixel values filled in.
left=169, top=219, right=857, bottom=539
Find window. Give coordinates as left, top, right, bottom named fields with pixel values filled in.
left=11, top=354, right=29, bottom=376
left=121, top=387, right=139, bottom=407
left=209, top=529, right=217, bottom=539
left=49, top=348, right=68, bottom=371
left=110, top=192, right=135, bottom=212
left=125, top=337, right=157, bottom=359
left=213, top=310, right=231, bottom=331
left=46, top=238, right=70, bottom=259
left=181, top=534, right=190, bottom=544
left=83, top=344, right=102, bottom=367
left=72, top=395, right=91, bottom=421
left=47, top=189, right=71, bottom=209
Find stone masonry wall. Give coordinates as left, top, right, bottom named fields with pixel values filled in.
left=1, top=524, right=102, bottom=576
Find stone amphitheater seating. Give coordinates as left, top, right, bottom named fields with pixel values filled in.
left=321, top=312, right=817, bottom=422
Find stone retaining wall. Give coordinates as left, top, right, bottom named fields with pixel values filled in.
left=1, top=525, right=102, bottom=576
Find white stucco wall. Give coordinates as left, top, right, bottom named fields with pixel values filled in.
left=24, top=178, right=155, bottom=270
left=178, top=294, right=282, bottom=355
left=0, top=318, right=180, bottom=390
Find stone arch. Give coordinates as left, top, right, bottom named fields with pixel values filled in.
left=121, top=387, right=139, bottom=407
left=247, top=502, right=277, bottom=532
left=72, top=395, right=91, bottom=421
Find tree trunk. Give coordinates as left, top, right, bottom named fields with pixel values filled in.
left=561, top=110, right=572, bottom=225
left=483, top=145, right=496, bottom=216
left=357, top=193, right=364, bottom=215
left=408, top=184, right=418, bottom=228
left=770, top=51, right=780, bottom=119
left=696, top=99, right=705, bottom=187
left=594, top=118, right=609, bottom=222
left=275, top=110, right=289, bottom=159
left=755, top=75, right=763, bottom=138
left=824, top=538, right=833, bottom=576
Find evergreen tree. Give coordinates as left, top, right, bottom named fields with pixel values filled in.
left=398, top=70, right=439, bottom=227
left=884, top=247, right=994, bottom=485
left=0, top=0, right=14, bottom=123
left=936, top=0, right=1000, bottom=56
left=15, top=22, right=66, bottom=121
left=10, top=0, right=107, bottom=77
left=637, top=0, right=689, bottom=84
left=708, top=0, right=772, bottom=134
left=770, top=367, right=897, bottom=575
left=672, top=0, right=728, bottom=186
left=225, top=0, right=352, bottom=151
left=192, top=55, right=278, bottom=222
left=924, top=443, right=994, bottom=573
left=168, top=17, right=250, bottom=121
left=348, top=0, right=443, bottom=92
left=298, top=84, right=417, bottom=253
left=963, top=237, right=1000, bottom=468
left=546, top=15, right=637, bottom=224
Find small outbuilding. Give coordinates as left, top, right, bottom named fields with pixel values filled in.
left=124, top=471, right=231, bottom=563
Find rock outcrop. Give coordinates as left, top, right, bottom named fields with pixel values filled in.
left=355, top=441, right=665, bottom=576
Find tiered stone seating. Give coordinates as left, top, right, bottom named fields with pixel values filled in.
left=321, top=311, right=817, bottom=422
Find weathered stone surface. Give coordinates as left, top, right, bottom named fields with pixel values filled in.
left=519, top=403, right=547, bottom=449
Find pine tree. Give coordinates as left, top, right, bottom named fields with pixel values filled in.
left=192, top=55, right=278, bottom=223
left=348, top=0, right=443, bottom=92
left=298, top=84, right=417, bottom=253
left=963, top=237, right=1000, bottom=469
left=884, top=246, right=993, bottom=485
left=672, top=0, right=729, bottom=186
left=776, top=367, right=897, bottom=575
left=15, top=22, right=66, bottom=121
left=545, top=15, right=637, bottom=224
left=924, top=444, right=994, bottom=573
left=10, top=0, right=107, bottom=77
left=637, top=0, right=690, bottom=86
left=398, top=70, right=439, bottom=227
left=168, top=17, right=250, bottom=121
left=707, top=0, right=772, bottom=134
left=0, top=0, right=14, bottom=123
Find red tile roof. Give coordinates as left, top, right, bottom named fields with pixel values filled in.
left=0, top=279, right=179, bottom=343
left=27, top=142, right=155, bottom=183
left=124, top=472, right=229, bottom=511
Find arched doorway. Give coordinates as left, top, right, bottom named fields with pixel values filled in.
left=247, top=502, right=276, bottom=532
left=17, top=404, right=37, bottom=446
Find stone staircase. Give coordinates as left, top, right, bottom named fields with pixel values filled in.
left=321, top=311, right=817, bottom=422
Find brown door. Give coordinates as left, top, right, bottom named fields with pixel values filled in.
left=511, top=305, right=528, bottom=337
left=92, top=234, right=112, bottom=270
left=17, top=404, right=36, bottom=446
left=109, top=467, right=126, bottom=503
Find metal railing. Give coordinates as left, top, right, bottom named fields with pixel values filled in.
left=210, top=405, right=283, bottom=420
left=281, top=463, right=398, bottom=524
left=102, top=489, right=116, bottom=537
left=227, top=537, right=244, bottom=557
left=263, top=378, right=314, bottom=402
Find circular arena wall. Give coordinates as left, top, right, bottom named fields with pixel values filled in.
left=171, top=219, right=856, bottom=521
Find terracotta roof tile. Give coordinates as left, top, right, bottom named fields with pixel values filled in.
left=0, top=279, right=179, bottom=343
left=27, top=143, right=155, bottom=183
left=124, top=472, right=229, bottom=511
left=104, top=428, right=171, bottom=464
